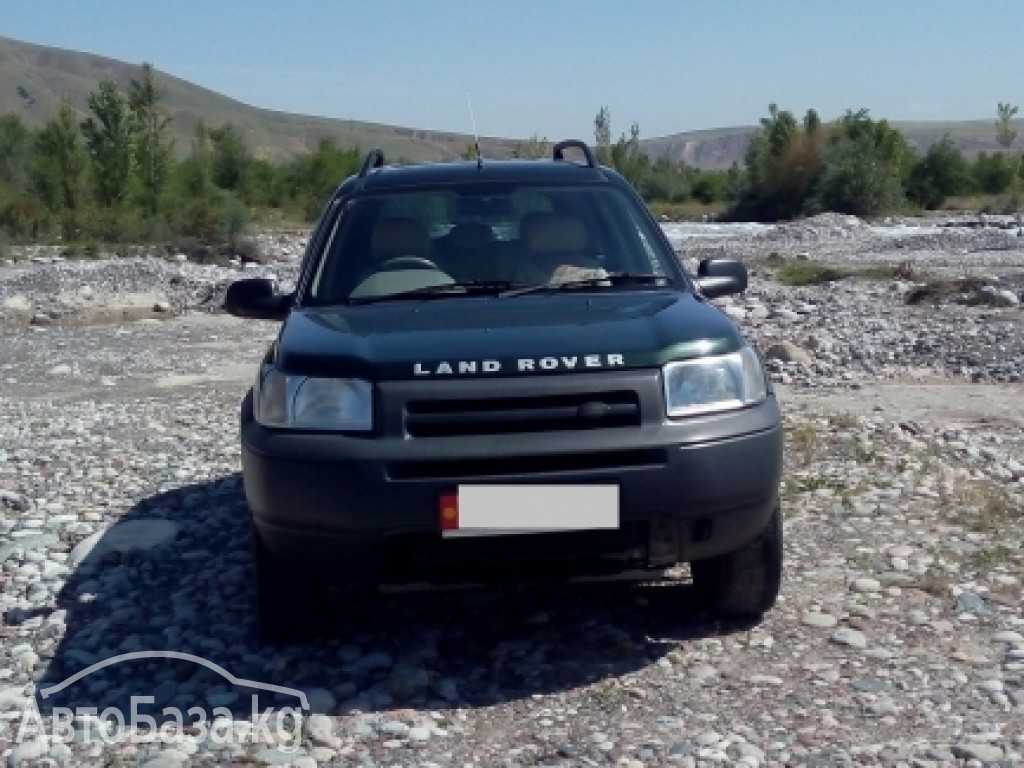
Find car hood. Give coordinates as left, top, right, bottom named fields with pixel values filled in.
left=274, top=291, right=744, bottom=380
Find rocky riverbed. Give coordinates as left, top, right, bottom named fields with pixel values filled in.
left=0, top=215, right=1022, bottom=767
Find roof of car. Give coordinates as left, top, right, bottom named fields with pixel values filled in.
left=353, top=158, right=613, bottom=191
left=331, top=141, right=624, bottom=199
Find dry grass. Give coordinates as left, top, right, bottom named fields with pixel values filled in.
left=937, top=478, right=1019, bottom=534
left=786, top=420, right=821, bottom=467
left=829, top=411, right=860, bottom=430
left=967, top=544, right=1019, bottom=571
left=843, top=437, right=877, bottom=465
left=910, top=570, right=951, bottom=597
left=760, top=257, right=922, bottom=287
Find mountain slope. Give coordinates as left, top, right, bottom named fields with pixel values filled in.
left=0, top=35, right=517, bottom=162
left=2, top=35, right=1020, bottom=169
left=642, top=120, right=1022, bottom=171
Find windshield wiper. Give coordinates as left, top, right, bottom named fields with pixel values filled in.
left=350, top=280, right=523, bottom=305
left=500, top=272, right=671, bottom=297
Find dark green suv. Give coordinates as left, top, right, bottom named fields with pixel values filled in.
left=226, top=141, right=783, bottom=643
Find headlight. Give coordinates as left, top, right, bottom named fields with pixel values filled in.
left=255, top=368, right=373, bottom=431
left=663, top=346, right=767, bottom=418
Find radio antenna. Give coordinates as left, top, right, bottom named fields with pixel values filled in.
left=466, top=93, right=483, bottom=169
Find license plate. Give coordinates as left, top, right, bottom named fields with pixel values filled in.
left=439, top=485, right=619, bottom=538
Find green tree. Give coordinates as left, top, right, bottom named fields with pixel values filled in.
left=809, top=110, right=910, bottom=216
left=812, top=135, right=902, bottom=215
left=735, top=105, right=912, bottom=220
left=691, top=171, right=726, bottom=204
left=996, top=102, right=1018, bottom=149
left=803, top=108, right=822, bottom=136
left=167, top=122, right=223, bottom=243
left=638, top=157, right=691, bottom=203
left=764, top=103, right=799, bottom=157
left=33, top=104, right=85, bottom=211
left=513, top=134, right=551, bottom=159
left=0, top=115, right=46, bottom=239
left=81, top=81, right=137, bottom=208
left=128, top=63, right=173, bottom=216
left=906, top=136, right=973, bottom=209
left=738, top=104, right=818, bottom=220
left=594, top=106, right=612, bottom=165
left=282, top=138, right=361, bottom=220
left=32, top=104, right=87, bottom=238
left=240, top=157, right=285, bottom=208
left=0, top=115, right=31, bottom=188
left=973, top=151, right=1016, bottom=194
left=607, top=121, right=647, bottom=187
left=208, top=123, right=252, bottom=191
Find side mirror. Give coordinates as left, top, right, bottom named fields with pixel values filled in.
left=695, top=258, right=748, bottom=299
left=224, top=278, right=293, bottom=321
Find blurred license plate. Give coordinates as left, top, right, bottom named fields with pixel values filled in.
left=439, top=485, right=618, bottom=538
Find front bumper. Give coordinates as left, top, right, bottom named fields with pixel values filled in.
left=240, top=382, right=783, bottom=584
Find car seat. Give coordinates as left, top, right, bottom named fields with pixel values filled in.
left=516, top=212, right=602, bottom=284
left=370, top=216, right=432, bottom=264
left=439, top=222, right=497, bottom=281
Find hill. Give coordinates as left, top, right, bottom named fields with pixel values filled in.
left=2, top=35, right=1020, bottom=169
left=0, top=35, right=518, bottom=163
left=642, top=119, right=1022, bottom=171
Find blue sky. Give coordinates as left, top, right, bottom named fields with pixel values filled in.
left=5, top=1, right=1023, bottom=140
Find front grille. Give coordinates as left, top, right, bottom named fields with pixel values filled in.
left=388, top=448, right=667, bottom=481
left=404, top=390, right=640, bottom=438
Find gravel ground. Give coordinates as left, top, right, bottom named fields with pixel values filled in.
left=0, top=216, right=1023, bottom=767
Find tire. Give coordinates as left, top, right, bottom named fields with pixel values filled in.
left=690, top=504, right=782, bottom=619
left=253, top=527, right=327, bottom=645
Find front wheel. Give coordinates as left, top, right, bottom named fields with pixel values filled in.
left=253, top=526, right=328, bottom=645
left=690, top=504, right=782, bottom=619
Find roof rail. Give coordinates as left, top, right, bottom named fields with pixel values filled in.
left=358, top=148, right=385, bottom=179
left=552, top=140, right=597, bottom=168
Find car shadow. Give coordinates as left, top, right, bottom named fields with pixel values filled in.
left=34, top=473, right=753, bottom=722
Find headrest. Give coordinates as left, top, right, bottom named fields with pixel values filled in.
left=371, top=217, right=430, bottom=259
left=448, top=222, right=494, bottom=250
left=520, top=212, right=586, bottom=254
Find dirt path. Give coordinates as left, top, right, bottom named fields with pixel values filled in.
left=777, top=380, right=1024, bottom=429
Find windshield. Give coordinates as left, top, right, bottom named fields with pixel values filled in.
left=305, top=182, right=683, bottom=304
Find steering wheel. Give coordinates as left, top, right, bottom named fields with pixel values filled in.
left=378, top=256, right=441, bottom=272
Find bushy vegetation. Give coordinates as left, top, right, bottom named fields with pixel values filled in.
left=725, top=103, right=1023, bottom=221
left=593, top=103, right=1022, bottom=222
left=593, top=106, right=734, bottom=211
left=770, top=258, right=915, bottom=287
left=0, top=64, right=363, bottom=254
left=0, top=67, right=1021, bottom=253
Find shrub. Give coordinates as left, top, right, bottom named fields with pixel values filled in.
left=809, top=134, right=906, bottom=216
left=906, top=137, right=974, bottom=209
left=973, top=152, right=1017, bottom=194
left=775, top=262, right=847, bottom=286
left=219, top=192, right=249, bottom=248
left=806, top=112, right=910, bottom=217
